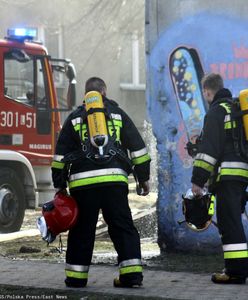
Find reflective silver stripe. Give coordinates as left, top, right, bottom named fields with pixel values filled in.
left=53, top=154, right=64, bottom=161
left=119, top=259, right=142, bottom=268
left=221, top=161, right=248, bottom=169
left=65, top=263, right=89, bottom=272
left=71, top=117, right=83, bottom=126
left=130, top=148, right=148, bottom=158
left=223, top=243, right=248, bottom=252
left=111, top=113, right=122, bottom=120
left=195, top=153, right=217, bottom=165
left=69, top=168, right=128, bottom=181
left=224, top=115, right=231, bottom=122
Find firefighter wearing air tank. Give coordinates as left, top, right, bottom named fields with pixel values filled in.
left=51, top=77, right=151, bottom=288
left=191, top=73, right=248, bottom=284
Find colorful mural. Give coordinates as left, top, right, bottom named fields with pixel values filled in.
left=147, top=12, right=248, bottom=251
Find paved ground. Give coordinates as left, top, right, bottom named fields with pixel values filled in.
left=0, top=256, right=247, bottom=300
left=1, top=188, right=248, bottom=299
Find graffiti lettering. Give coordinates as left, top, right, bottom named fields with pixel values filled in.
left=210, top=62, right=248, bottom=80
left=233, top=44, right=248, bottom=59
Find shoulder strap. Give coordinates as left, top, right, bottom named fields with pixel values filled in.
left=104, top=104, right=117, bottom=142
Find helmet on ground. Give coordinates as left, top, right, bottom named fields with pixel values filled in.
left=181, top=188, right=215, bottom=232
left=37, top=191, right=78, bottom=243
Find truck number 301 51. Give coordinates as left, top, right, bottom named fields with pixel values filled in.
left=0, top=111, right=36, bottom=128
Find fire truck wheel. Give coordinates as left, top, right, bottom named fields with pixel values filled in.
left=0, top=167, right=25, bottom=233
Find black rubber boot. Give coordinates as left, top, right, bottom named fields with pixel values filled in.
left=65, top=277, right=87, bottom=288
left=113, top=273, right=143, bottom=288
left=113, top=277, right=143, bottom=288
left=211, top=272, right=246, bottom=284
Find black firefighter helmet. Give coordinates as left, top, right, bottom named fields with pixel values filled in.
left=181, top=188, right=215, bottom=232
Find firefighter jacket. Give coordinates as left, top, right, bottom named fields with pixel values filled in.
left=191, top=88, right=248, bottom=190
left=51, top=96, right=151, bottom=191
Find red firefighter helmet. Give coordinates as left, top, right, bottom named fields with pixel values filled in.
left=37, top=191, right=78, bottom=243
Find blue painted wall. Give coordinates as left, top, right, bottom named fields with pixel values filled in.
left=147, top=12, right=248, bottom=252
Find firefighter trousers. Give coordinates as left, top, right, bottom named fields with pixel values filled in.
left=216, top=180, right=248, bottom=277
left=65, top=184, right=142, bottom=284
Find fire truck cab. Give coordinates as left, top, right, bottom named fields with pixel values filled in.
left=0, top=28, right=76, bottom=233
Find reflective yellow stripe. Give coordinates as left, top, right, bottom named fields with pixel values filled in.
left=208, top=195, right=215, bottom=216
left=224, top=250, right=248, bottom=259
left=132, top=154, right=151, bottom=165
left=65, top=270, right=88, bottom=279
left=74, top=120, right=123, bottom=142
left=69, top=174, right=128, bottom=188
left=219, top=103, right=231, bottom=113
left=81, top=124, right=88, bottom=141
left=74, top=124, right=81, bottom=132
left=216, top=173, right=220, bottom=182
left=110, top=119, right=122, bottom=127
left=73, top=122, right=86, bottom=140
left=51, top=161, right=65, bottom=169
left=108, top=123, right=121, bottom=141
left=220, top=168, right=248, bottom=178
left=119, top=266, right=143, bottom=275
left=224, top=121, right=236, bottom=129
left=219, top=103, right=236, bottom=129
left=193, top=160, right=214, bottom=173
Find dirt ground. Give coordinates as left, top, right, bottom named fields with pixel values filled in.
left=0, top=206, right=223, bottom=300
left=0, top=208, right=222, bottom=273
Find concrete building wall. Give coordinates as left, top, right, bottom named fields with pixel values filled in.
left=146, top=0, right=248, bottom=252
left=0, top=0, right=147, bottom=129
left=146, top=0, right=248, bottom=52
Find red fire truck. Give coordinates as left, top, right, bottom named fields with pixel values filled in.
left=0, top=28, right=76, bottom=233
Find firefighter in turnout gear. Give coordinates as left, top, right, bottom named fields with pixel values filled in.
left=51, top=77, right=151, bottom=288
left=191, top=73, right=248, bottom=284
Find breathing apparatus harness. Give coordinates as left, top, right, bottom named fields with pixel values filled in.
left=226, top=98, right=248, bottom=162
left=62, top=105, right=130, bottom=165
left=62, top=92, right=142, bottom=193
left=185, top=87, right=248, bottom=159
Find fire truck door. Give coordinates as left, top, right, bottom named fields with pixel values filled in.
left=2, top=49, right=54, bottom=164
